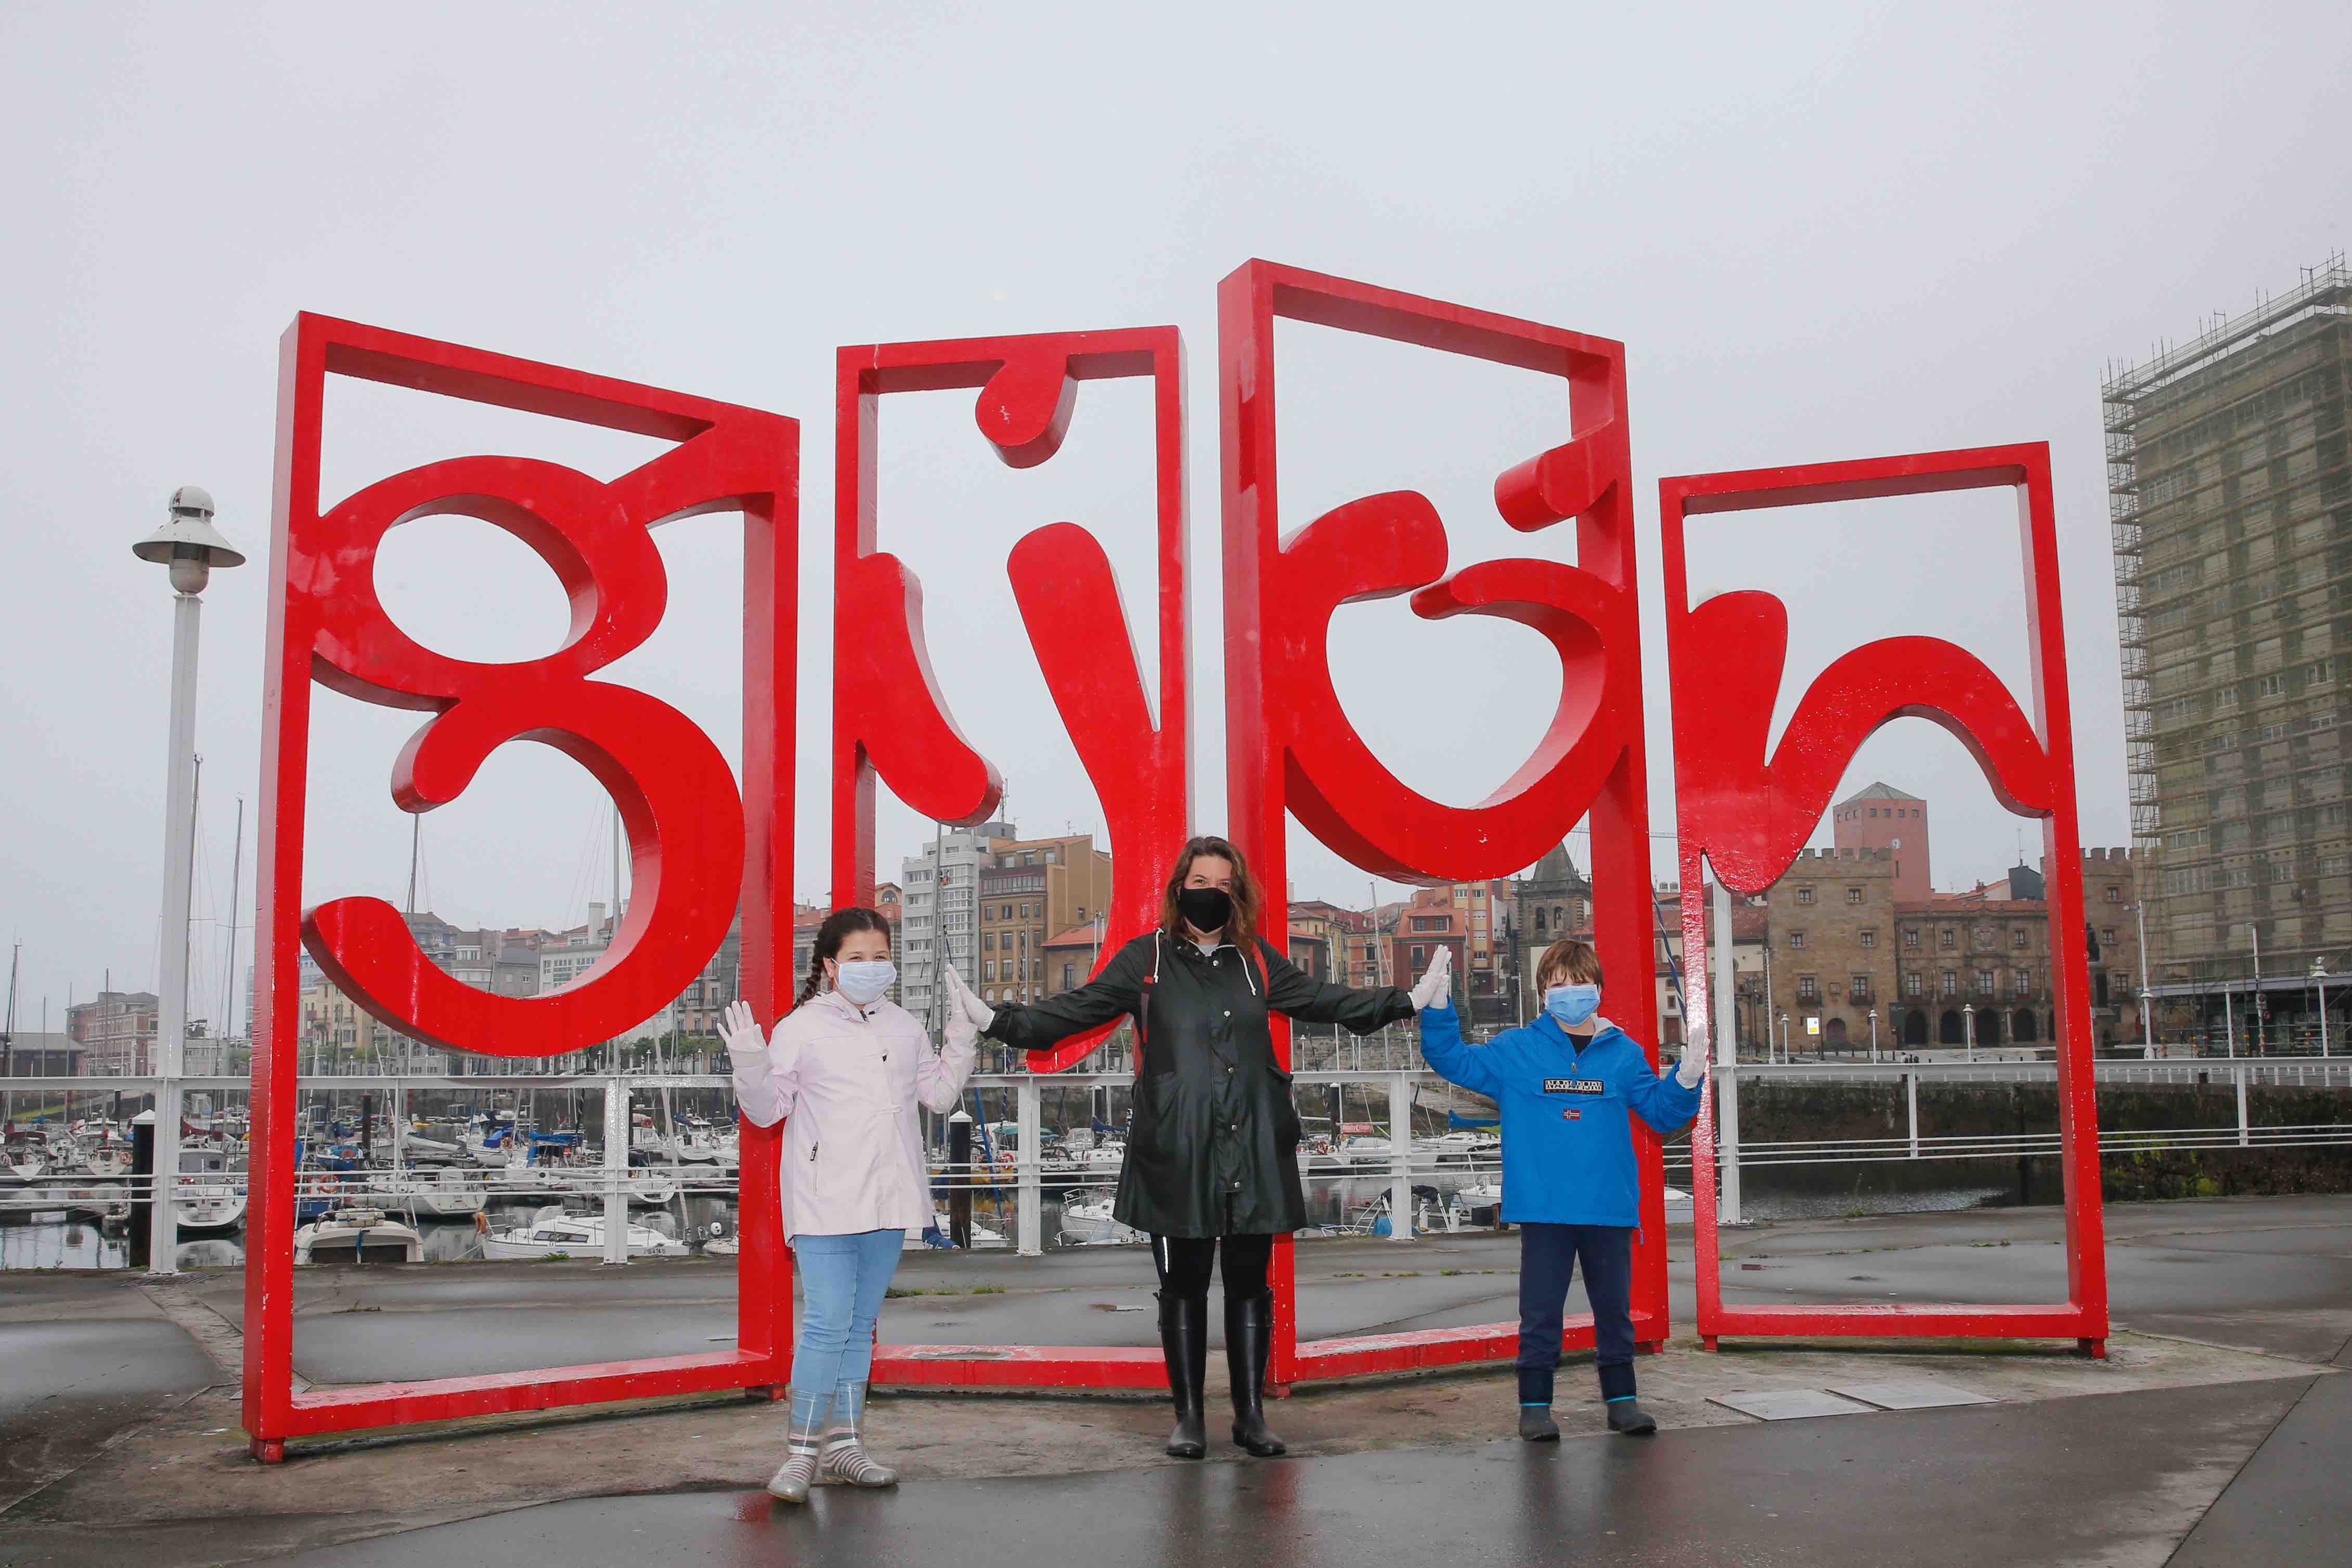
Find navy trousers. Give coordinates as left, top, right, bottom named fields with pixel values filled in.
left=1516, top=1222, right=1638, bottom=1405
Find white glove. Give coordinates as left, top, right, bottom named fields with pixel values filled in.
left=942, top=964, right=994, bottom=1031
left=720, top=1000, right=768, bottom=1055
left=1408, top=948, right=1453, bottom=1012
left=1675, top=1034, right=1708, bottom=1088
left=945, top=997, right=978, bottom=1054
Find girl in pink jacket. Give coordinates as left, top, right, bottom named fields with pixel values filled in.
left=722, top=906, right=977, bottom=1504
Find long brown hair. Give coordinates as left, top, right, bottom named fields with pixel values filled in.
left=1158, top=835, right=1261, bottom=951
left=794, top=906, right=894, bottom=1009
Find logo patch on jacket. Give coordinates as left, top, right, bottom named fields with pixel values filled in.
left=1543, top=1078, right=1605, bottom=1095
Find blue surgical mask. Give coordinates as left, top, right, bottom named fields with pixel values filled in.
left=834, top=960, right=897, bottom=1005
left=1544, top=983, right=1600, bottom=1027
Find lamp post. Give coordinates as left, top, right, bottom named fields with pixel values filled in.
left=2131, top=901, right=2154, bottom=1058
left=2311, top=956, right=2330, bottom=1059
left=1776, top=1010, right=1789, bottom=1064
left=132, top=486, right=243, bottom=1274
left=1867, top=1007, right=1879, bottom=1064
left=1962, top=1002, right=1976, bottom=1063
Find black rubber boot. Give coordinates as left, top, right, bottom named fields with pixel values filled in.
left=1600, top=1361, right=1653, bottom=1434
left=1606, top=1399, right=1658, bottom=1435
left=1225, top=1292, right=1287, bottom=1457
left=1516, top=1365, right=1558, bottom=1442
left=1157, top=1291, right=1208, bottom=1459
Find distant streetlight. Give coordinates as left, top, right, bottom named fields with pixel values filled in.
left=2130, top=901, right=2154, bottom=1059
left=1867, top=1007, right=1879, bottom=1064
left=2311, top=955, right=2331, bottom=1059
left=1962, top=1002, right=1977, bottom=1064
left=1777, top=1010, right=1789, bottom=1064
left=133, top=485, right=243, bottom=1274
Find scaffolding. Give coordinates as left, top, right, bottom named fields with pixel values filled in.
left=2103, top=255, right=2352, bottom=982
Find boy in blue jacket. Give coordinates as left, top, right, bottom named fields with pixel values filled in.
left=1417, top=938, right=1704, bottom=1439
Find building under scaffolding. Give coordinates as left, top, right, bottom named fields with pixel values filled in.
left=2107, top=255, right=2352, bottom=985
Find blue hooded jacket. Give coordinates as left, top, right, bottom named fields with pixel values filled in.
left=1417, top=1004, right=1699, bottom=1228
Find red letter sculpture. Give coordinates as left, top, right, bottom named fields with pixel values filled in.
left=1219, top=261, right=1665, bottom=1388
left=831, top=329, right=1190, bottom=1389
left=246, top=315, right=799, bottom=1456
left=1661, top=444, right=2109, bottom=1356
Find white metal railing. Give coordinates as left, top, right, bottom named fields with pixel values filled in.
left=6, top=1060, right=2348, bottom=1264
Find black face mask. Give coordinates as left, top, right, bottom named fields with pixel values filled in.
left=1177, top=886, right=1233, bottom=934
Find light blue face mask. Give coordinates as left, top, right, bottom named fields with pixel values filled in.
left=834, top=959, right=897, bottom=1005
left=1544, top=983, right=1600, bottom=1028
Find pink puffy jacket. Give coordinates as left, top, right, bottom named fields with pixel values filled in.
left=730, top=987, right=975, bottom=1241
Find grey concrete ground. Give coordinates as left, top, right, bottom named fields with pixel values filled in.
left=0, top=1195, right=2343, bottom=1566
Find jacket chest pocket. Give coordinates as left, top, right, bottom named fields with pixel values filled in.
left=1533, top=1075, right=1611, bottom=1119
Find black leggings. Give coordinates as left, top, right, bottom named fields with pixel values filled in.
left=1152, top=1233, right=1274, bottom=1302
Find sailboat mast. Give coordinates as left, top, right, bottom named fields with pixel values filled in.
left=222, top=797, right=244, bottom=1040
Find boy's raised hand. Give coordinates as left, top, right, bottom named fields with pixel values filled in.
left=1410, top=948, right=1453, bottom=1012
left=1675, top=1033, right=1708, bottom=1087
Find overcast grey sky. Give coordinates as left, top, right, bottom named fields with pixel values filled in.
left=3, top=3, right=2345, bottom=1034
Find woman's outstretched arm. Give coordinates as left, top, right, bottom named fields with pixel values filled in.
left=980, top=934, right=1153, bottom=1053
left=1257, top=940, right=1415, bottom=1035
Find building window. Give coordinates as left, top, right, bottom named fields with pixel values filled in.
left=1796, top=887, right=1815, bottom=905
left=1905, top=972, right=1923, bottom=998
left=1903, top=929, right=1920, bottom=949
left=1061, top=962, right=1075, bottom=988
left=1941, top=971, right=1959, bottom=997
left=2104, top=886, right=2122, bottom=902
left=2012, top=930, right=2028, bottom=950
left=1859, top=929, right=1878, bottom=949
left=1939, top=929, right=1957, bottom=950
left=2102, top=928, right=2118, bottom=945
left=1975, top=969, right=1994, bottom=996
left=1850, top=975, right=1872, bottom=1001
left=1846, top=888, right=1863, bottom=904
left=983, top=960, right=996, bottom=981
left=2309, top=659, right=2334, bottom=684
left=1797, top=975, right=1819, bottom=1002
left=1789, top=931, right=1806, bottom=949
left=1411, top=945, right=1427, bottom=966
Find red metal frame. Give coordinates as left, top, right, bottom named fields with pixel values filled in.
left=247, top=315, right=799, bottom=1458
left=1660, top=444, right=2110, bottom=1355
left=828, top=329, right=1190, bottom=1389
left=1218, top=261, right=1670, bottom=1385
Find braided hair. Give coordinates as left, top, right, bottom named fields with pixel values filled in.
left=793, top=906, right=894, bottom=1010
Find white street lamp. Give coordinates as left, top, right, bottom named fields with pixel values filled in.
left=2131, top=901, right=2154, bottom=1059
left=1867, top=1007, right=1879, bottom=1064
left=2311, top=956, right=2330, bottom=1059
left=133, top=485, right=243, bottom=1273
left=1777, top=1010, right=1789, bottom=1064
left=1962, top=1002, right=1977, bottom=1064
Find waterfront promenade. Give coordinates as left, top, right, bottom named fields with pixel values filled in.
left=1, top=1195, right=2344, bottom=1565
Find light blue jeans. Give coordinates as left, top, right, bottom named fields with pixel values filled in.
left=789, top=1228, right=903, bottom=1425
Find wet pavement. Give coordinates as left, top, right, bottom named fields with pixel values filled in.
left=0, top=1195, right=2344, bottom=1565
left=276, top=1378, right=2329, bottom=1568
left=143, top=1193, right=2352, bottom=1385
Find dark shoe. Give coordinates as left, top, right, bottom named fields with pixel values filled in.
left=1518, top=1405, right=1560, bottom=1442
left=1606, top=1399, right=1658, bottom=1435
left=1225, top=1291, right=1287, bottom=1457
left=1157, top=1291, right=1208, bottom=1459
